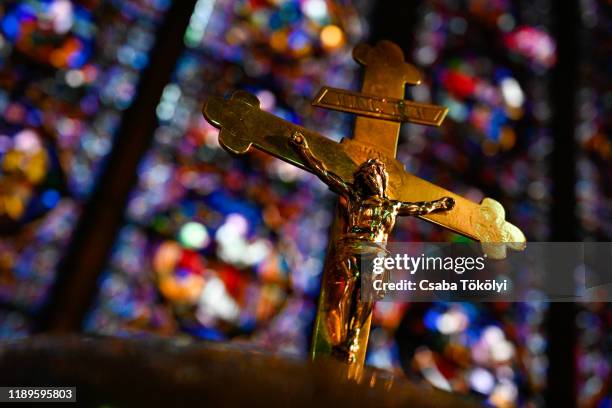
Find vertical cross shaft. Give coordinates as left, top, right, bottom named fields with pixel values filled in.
left=310, top=41, right=423, bottom=378
left=202, top=41, right=526, bottom=381
left=352, top=41, right=422, bottom=157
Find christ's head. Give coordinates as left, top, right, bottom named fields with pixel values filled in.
left=353, top=158, right=388, bottom=198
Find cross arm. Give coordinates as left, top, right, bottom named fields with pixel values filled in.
left=340, top=139, right=526, bottom=259
left=203, top=91, right=526, bottom=260
left=396, top=171, right=526, bottom=259
left=203, top=90, right=358, bottom=186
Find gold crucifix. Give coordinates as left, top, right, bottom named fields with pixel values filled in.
left=202, top=41, right=526, bottom=379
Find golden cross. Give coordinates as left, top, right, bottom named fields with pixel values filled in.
left=202, top=41, right=525, bottom=379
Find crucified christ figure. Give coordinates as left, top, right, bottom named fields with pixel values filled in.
left=289, top=132, right=455, bottom=363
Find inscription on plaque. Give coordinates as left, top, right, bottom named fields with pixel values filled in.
left=313, top=87, right=448, bottom=126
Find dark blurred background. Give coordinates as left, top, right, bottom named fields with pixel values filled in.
left=0, top=0, right=610, bottom=407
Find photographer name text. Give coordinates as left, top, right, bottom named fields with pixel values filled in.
left=372, top=278, right=509, bottom=293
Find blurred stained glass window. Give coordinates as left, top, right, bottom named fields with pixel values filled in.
left=365, top=1, right=556, bottom=407
left=575, top=0, right=611, bottom=406
left=1, top=0, right=605, bottom=406
left=0, top=0, right=172, bottom=337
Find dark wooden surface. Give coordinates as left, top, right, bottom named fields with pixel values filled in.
left=0, top=335, right=484, bottom=408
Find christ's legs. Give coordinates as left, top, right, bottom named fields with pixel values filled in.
left=313, top=238, right=385, bottom=365
left=325, top=254, right=358, bottom=347
left=345, top=287, right=374, bottom=363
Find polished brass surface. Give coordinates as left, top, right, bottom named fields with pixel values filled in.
left=313, top=86, right=448, bottom=126
left=202, top=40, right=527, bottom=380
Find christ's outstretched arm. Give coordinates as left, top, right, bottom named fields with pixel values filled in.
left=289, top=132, right=351, bottom=197
left=398, top=196, right=454, bottom=216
